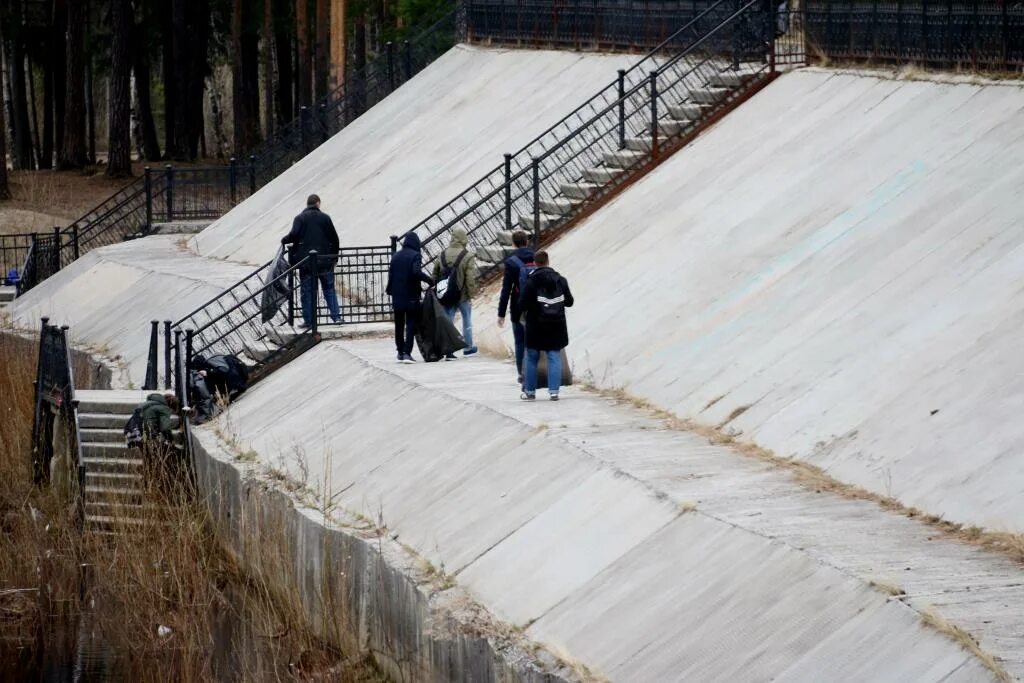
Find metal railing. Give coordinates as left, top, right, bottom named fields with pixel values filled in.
left=10, top=4, right=459, bottom=297
left=803, top=0, right=1024, bottom=68
left=1, top=232, right=33, bottom=278
left=313, top=244, right=397, bottom=324
left=17, top=229, right=77, bottom=295
left=407, top=0, right=799, bottom=267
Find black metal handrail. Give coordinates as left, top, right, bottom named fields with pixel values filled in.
left=31, top=320, right=84, bottom=497
left=408, top=0, right=789, bottom=268
left=0, top=232, right=33, bottom=278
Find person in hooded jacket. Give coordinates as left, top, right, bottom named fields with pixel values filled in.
left=432, top=226, right=479, bottom=359
left=386, top=232, right=434, bottom=362
left=519, top=250, right=573, bottom=401
left=139, top=392, right=180, bottom=442
left=497, top=230, right=535, bottom=382
left=280, top=194, right=341, bottom=327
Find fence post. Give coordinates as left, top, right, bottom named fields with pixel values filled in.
left=165, top=164, right=175, bottom=222
left=174, top=329, right=184, bottom=404
left=52, top=226, right=61, bottom=272
left=309, top=251, right=320, bottom=336
left=287, top=267, right=296, bottom=327
left=144, top=166, right=153, bottom=232
left=617, top=69, right=626, bottom=149
left=144, top=320, right=159, bottom=390
left=31, top=317, right=50, bottom=485
left=229, top=157, right=238, bottom=205
left=504, top=153, right=513, bottom=231
left=185, top=329, right=195, bottom=376
left=403, top=40, right=412, bottom=81
left=390, top=234, right=398, bottom=254
left=300, top=106, right=310, bottom=155
left=72, top=226, right=79, bottom=260
left=318, top=103, right=329, bottom=143
left=531, top=158, right=540, bottom=248
left=249, top=155, right=257, bottom=195
left=163, top=320, right=172, bottom=390
left=387, top=41, right=395, bottom=89
left=650, top=71, right=659, bottom=160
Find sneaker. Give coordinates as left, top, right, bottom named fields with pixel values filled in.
left=520, top=391, right=536, bottom=401
left=400, top=354, right=416, bottom=364
left=444, top=354, right=457, bottom=361
left=396, top=352, right=404, bottom=363
left=550, top=393, right=559, bottom=402
left=331, top=316, right=342, bottom=324
left=298, top=322, right=311, bottom=330
left=463, top=346, right=478, bottom=356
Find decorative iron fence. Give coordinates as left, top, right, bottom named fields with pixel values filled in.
left=0, top=232, right=33, bottom=278
left=18, top=230, right=75, bottom=295
left=314, top=244, right=397, bottom=324
left=803, top=0, right=1024, bottom=68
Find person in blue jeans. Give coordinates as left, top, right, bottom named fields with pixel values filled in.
left=518, top=250, right=573, bottom=401
left=496, top=230, right=535, bottom=382
left=280, top=194, right=341, bottom=327
left=432, top=227, right=479, bottom=359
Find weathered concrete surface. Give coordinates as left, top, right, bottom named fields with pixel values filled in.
left=201, top=336, right=1020, bottom=681
left=477, top=67, right=1024, bottom=534
left=11, top=236, right=252, bottom=380
left=193, top=45, right=636, bottom=263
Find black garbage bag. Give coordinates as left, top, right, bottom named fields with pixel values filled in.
left=193, top=354, right=249, bottom=399
left=415, top=290, right=466, bottom=362
left=261, top=246, right=291, bottom=323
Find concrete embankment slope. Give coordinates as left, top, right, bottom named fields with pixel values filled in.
left=478, top=67, right=1024, bottom=534
left=197, top=338, right=1021, bottom=681
left=194, top=45, right=635, bottom=263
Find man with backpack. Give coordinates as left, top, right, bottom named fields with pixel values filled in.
left=432, top=227, right=479, bottom=360
left=519, top=250, right=574, bottom=401
left=496, top=230, right=535, bottom=383
left=280, top=194, right=342, bottom=328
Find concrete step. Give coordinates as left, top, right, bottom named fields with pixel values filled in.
left=84, top=470, right=144, bottom=488
left=78, top=412, right=180, bottom=430
left=242, top=339, right=281, bottom=362
left=476, top=244, right=513, bottom=265
left=560, top=182, right=602, bottom=200
left=80, top=428, right=124, bottom=444
left=84, top=500, right=158, bottom=519
left=602, top=150, right=648, bottom=170
left=84, top=485, right=145, bottom=502
left=518, top=213, right=560, bottom=233
left=708, top=70, right=752, bottom=88
left=82, top=442, right=137, bottom=459
left=539, top=197, right=580, bottom=216
left=667, top=103, right=710, bottom=122
left=582, top=167, right=622, bottom=184
left=76, top=390, right=150, bottom=415
left=688, top=87, right=731, bottom=105
left=82, top=457, right=144, bottom=474
left=0, top=286, right=14, bottom=303
left=624, top=137, right=655, bottom=152
left=85, top=515, right=164, bottom=533
left=653, top=119, right=687, bottom=137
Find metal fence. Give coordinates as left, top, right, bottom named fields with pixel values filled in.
left=803, top=0, right=1024, bottom=68
left=18, top=230, right=77, bottom=295
left=0, top=232, right=33, bottom=278
left=313, top=244, right=397, bottom=324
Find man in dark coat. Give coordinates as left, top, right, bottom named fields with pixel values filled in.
left=386, top=232, right=434, bottom=363
left=280, top=194, right=341, bottom=327
left=519, top=250, right=573, bottom=401
left=496, top=230, right=535, bottom=382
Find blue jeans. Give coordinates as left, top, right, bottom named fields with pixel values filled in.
left=524, top=348, right=562, bottom=395
left=444, top=300, right=473, bottom=349
left=512, top=320, right=525, bottom=374
left=300, top=270, right=340, bottom=326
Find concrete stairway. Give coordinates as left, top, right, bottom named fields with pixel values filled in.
left=0, top=285, right=14, bottom=313
left=76, top=390, right=180, bottom=534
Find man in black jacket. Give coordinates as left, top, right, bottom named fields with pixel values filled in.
left=386, top=232, right=434, bottom=363
left=281, top=194, right=341, bottom=327
left=496, top=230, right=535, bottom=383
left=519, top=250, right=573, bottom=401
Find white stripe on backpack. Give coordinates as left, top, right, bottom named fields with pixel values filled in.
left=537, top=294, right=564, bottom=305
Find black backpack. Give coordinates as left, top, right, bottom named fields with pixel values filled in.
left=436, top=250, right=467, bottom=307
left=123, top=407, right=144, bottom=446
left=537, top=276, right=567, bottom=320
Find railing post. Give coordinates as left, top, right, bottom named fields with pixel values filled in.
left=318, top=102, right=329, bottom=143
left=185, top=329, right=195, bottom=376
left=386, top=41, right=396, bottom=89
left=309, top=251, right=320, bottom=336
left=31, top=317, right=50, bottom=485
left=390, top=234, right=398, bottom=254
left=144, top=166, right=153, bottom=231
left=617, top=69, right=626, bottom=150
left=144, top=320, right=159, bottom=390
left=72, top=225, right=79, bottom=260
left=503, top=153, right=513, bottom=231
left=650, top=71, right=659, bottom=160
left=174, top=329, right=184, bottom=404
left=300, top=106, right=310, bottom=155
left=229, top=157, right=238, bottom=205
left=249, top=155, right=257, bottom=195
left=163, top=320, right=172, bottom=390
left=52, top=226, right=61, bottom=272
left=287, top=267, right=296, bottom=327
left=531, top=158, right=540, bottom=249
left=403, top=40, right=413, bottom=81
left=165, top=164, right=175, bottom=222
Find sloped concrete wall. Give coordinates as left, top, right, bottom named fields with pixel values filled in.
left=199, top=339, right=994, bottom=682
left=476, top=68, right=1024, bottom=532
left=194, top=45, right=635, bottom=264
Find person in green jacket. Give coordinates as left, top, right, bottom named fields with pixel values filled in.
left=432, top=226, right=479, bottom=359
left=139, top=392, right=180, bottom=444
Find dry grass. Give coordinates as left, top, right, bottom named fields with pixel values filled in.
left=919, top=607, right=1013, bottom=682
left=0, top=332, right=380, bottom=681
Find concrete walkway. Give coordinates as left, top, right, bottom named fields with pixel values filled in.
left=207, top=337, right=1024, bottom=681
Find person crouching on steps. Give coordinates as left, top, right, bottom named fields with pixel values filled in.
left=519, top=250, right=573, bottom=401
left=432, top=227, right=479, bottom=360
left=386, top=232, right=434, bottom=363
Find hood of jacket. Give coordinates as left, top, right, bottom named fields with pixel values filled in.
left=402, top=232, right=422, bottom=251
left=449, top=227, right=468, bottom=249
left=146, top=393, right=168, bottom=406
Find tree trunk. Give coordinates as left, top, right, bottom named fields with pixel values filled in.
left=133, top=15, right=160, bottom=161
left=169, top=0, right=190, bottom=159
left=106, top=0, right=132, bottom=176
left=52, top=0, right=66, bottom=156
left=231, top=0, right=261, bottom=155
left=273, top=0, right=293, bottom=127
left=58, top=0, right=87, bottom=169
left=262, top=0, right=274, bottom=137
left=0, top=11, right=12, bottom=198
left=27, top=54, right=41, bottom=168
left=296, top=0, right=310, bottom=107
left=85, top=0, right=95, bottom=165
left=161, top=0, right=175, bottom=157
left=6, top=2, right=35, bottom=171
left=314, top=0, right=328, bottom=100
left=330, top=0, right=345, bottom=94
left=186, top=0, right=210, bottom=158
left=42, top=19, right=54, bottom=169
